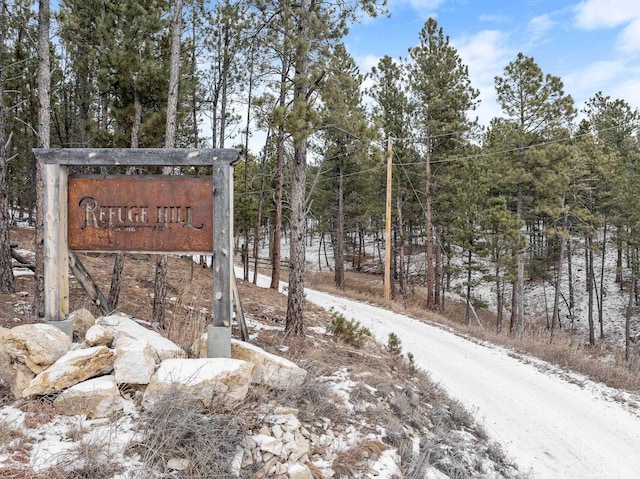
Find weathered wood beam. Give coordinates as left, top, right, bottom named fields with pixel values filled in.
left=33, top=148, right=240, bottom=166
left=68, top=252, right=110, bottom=316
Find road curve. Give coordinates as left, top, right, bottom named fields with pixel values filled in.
left=244, top=269, right=640, bottom=479
left=303, top=287, right=640, bottom=479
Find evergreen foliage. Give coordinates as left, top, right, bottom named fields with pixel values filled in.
left=1, top=3, right=639, bottom=355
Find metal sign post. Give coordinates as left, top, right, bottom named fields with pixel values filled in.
left=33, top=148, right=240, bottom=358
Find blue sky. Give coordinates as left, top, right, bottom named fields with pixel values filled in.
left=345, top=0, right=640, bottom=128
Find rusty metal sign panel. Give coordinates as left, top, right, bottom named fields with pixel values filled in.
left=68, top=176, right=213, bottom=253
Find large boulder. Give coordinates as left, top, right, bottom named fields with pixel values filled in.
left=23, top=345, right=115, bottom=396
left=0, top=327, right=35, bottom=398
left=84, top=324, right=114, bottom=347
left=191, top=335, right=307, bottom=390
left=3, top=323, right=72, bottom=374
left=97, top=314, right=184, bottom=361
left=69, top=308, right=96, bottom=340
left=53, top=375, right=126, bottom=418
left=231, top=340, right=307, bottom=390
left=113, top=336, right=156, bottom=385
left=142, top=358, right=254, bottom=412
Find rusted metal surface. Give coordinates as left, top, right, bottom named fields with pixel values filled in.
left=68, top=176, right=213, bottom=253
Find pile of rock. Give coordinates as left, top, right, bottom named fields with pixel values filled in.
left=0, top=310, right=307, bottom=408
left=0, top=309, right=339, bottom=477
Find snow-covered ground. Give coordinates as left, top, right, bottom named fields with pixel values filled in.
left=244, top=266, right=640, bottom=479
left=246, top=228, right=638, bottom=346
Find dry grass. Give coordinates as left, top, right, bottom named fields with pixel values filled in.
left=332, top=439, right=387, bottom=478
left=130, top=386, right=254, bottom=478
left=18, top=398, right=56, bottom=429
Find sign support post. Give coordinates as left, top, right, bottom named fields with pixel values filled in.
left=42, top=160, right=71, bottom=336
left=33, top=148, right=240, bottom=358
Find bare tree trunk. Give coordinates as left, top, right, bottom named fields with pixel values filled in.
left=0, top=39, right=15, bottom=293
left=465, top=248, right=472, bottom=325
left=599, top=221, right=607, bottom=339
left=625, top=249, right=636, bottom=361
left=551, top=193, right=567, bottom=333
left=109, top=87, right=142, bottom=311
left=153, top=0, right=183, bottom=327
left=495, top=263, right=502, bottom=333
left=285, top=0, right=312, bottom=337
left=509, top=281, right=517, bottom=334
left=34, top=0, right=51, bottom=318
left=285, top=137, right=307, bottom=335
left=270, top=52, right=288, bottom=290
left=253, top=130, right=270, bottom=285
left=516, top=172, right=525, bottom=339
left=434, top=228, right=442, bottom=310
left=586, top=235, right=595, bottom=345
left=334, top=165, right=344, bottom=289
left=616, top=238, right=623, bottom=285
left=425, top=131, right=434, bottom=308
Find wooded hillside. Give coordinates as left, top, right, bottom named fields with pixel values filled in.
left=1, top=0, right=639, bottom=362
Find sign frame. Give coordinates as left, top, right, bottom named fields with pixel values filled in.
left=32, top=148, right=241, bottom=357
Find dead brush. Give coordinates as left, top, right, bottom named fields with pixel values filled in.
left=332, top=439, right=387, bottom=478
left=130, top=387, right=252, bottom=478
left=0, top=466, right=66, bottom=479
left=18, top=398, right=56, bottom=429
left=0, top=419, right=32, bottom=469
left=48, top=435, right=125, bottom=479
left=164, top=283, right=210, bottom=353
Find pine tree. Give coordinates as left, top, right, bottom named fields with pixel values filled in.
left=279, top=0, right=385, bottom=336
left=494, top=52, right=575, bottom=338
left=407, top=18, right=479, bottom=310
left=316, top=44, right=373, bottom=289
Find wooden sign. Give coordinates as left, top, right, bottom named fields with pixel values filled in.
left=68, top=176, right=213, bottom=253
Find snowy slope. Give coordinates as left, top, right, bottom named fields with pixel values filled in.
left=243, top=267, right=640, bottom=479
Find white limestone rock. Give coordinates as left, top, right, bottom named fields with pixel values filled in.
left=0, top=327, right=35, bottom=398
left=23, top=345, right=115, bottom=396
left=3, top=323, right=72, bottom=374
left=53, top=375, right=125, bottom=418
left=84, top=324, right=114, bottom=347
left=142, top=358, right=254, bottom=412
left=231, top=339, right=307, bottom=390
left=191, top=335, right=307, bottom=390
left=97, top=314, right=184, bottom=361
left=288, top=463, right=314, bottom=479
left=113, top=336, right=156, bottom=385
left=69, top=308, right=96, bottom=339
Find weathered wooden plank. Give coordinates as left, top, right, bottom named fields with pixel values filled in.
left=232, top=269, right=249, bottom=342
left=33, top=148, right=240, bottom=166
left=212, top=162, right=233, bottom=329
left=43, top=162, right=69, bottom=323
left=68, top=252, right=110, bottom=316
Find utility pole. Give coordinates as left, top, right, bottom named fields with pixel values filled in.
left=384, top=136, right=392, bottom=302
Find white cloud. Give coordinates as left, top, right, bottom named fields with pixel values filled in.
left=574, top=0, right=640, bottom=29
left=479, top=13, right=512, bottom=24
left=526, top=14, right=555, bottom=44
left=358, top=54, right=383, bottom=72
left=454, top=29, right=512, bottom=126
left=563, top=60, right=627, bottom=101
left=618, top=18, right=640, bottom=55
left=573, top=0, right=640, bottom=59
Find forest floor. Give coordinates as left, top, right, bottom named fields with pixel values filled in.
left=5, top=225, right=640, bottom=394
